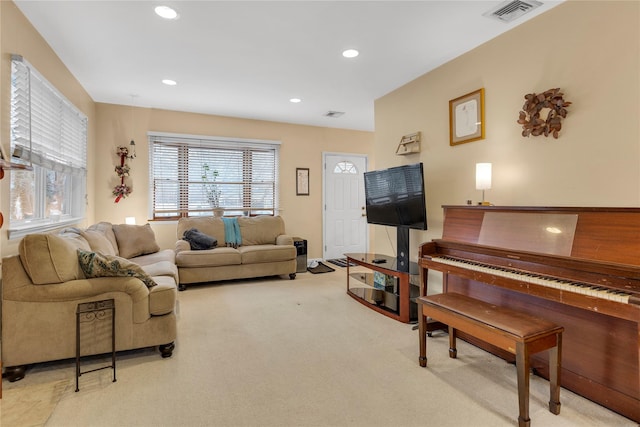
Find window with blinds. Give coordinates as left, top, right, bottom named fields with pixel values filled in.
left=9, top=55, right=87, bottom=238
left=149, top=133, right=280, bottom=219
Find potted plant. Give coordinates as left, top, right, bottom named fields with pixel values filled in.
left=202, top=164, right=223, bottom=216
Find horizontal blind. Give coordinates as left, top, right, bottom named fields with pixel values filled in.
left=149, top=133, right=279, bottom=218
left=11, top=55, right=87, bottom=176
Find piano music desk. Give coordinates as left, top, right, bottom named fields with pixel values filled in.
left=417, top=292, right=564, bottom=427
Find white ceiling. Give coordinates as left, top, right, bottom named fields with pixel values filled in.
left=15, top=0, right=563, bottom=131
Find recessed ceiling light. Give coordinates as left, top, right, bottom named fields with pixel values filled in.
left=162, top=79, right=177, bottom=86
left=155, top=5, right=179, bottom=20
left=289, top=98, right=302, bottom=103
left=342, top=49, right=359, bottom=58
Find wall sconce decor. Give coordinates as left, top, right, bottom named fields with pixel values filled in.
left=476, top=163, right=492, bottom=206
left=395, top=132, right=421, bottom=155
left=518, top=88, right=571, bottom=139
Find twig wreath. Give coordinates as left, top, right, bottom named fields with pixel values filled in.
left=517, top=88, right=571, bottom=139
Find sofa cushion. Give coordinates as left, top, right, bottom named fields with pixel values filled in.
left=149, top=276, right=177, bottom=316
left=112, top=223, right=160, bottom=259
left=239, top=244, right=297, bottom=264
left=19, top=233, right=86, bottom=285
left=175, top=247, right=241, bottom=268
left=77, top=250, right=157, bottom=288
left=132, top=249, right=176, bottom=267
left=141, top=260, right=180, bottom=284
left=87, top=222, right=120, bottom=256
left=238, top=216, right=285, bottom=246
left=80, top=229, right=117, bottom=256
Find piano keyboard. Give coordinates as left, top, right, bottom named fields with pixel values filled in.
left=431, top=256, right=632, bottom=304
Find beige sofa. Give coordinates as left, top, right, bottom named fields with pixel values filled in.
left=1, top=222, right=178, bottom=381
left=175, top=215, right=297, bottom=290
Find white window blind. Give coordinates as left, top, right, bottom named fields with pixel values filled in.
left=149, top=133, right=280, bottom=218
left=11, top=55, right=87, bottom=175
left=9, top=54, right=87, bottom=238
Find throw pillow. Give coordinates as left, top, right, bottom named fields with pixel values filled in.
left=19, top=233, right=86, bottom=285
left=86, top=222, right=120, bottom=256
left=183, top=228, right=217, bottom=250
left=112, top=223, right=160, bottom=259
left=77, top=249, right=157, bottom=288
left=80, top=229, right=117, bottom=256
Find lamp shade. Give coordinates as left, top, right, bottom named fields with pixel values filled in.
left=476, top=163, right=492, bottom=190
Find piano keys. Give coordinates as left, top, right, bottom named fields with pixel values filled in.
left=419, top=206, right=640, bottom=423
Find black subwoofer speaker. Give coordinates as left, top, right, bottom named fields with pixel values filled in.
left=293, top=238, right=307, bottom=273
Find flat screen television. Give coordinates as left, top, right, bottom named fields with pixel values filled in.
left=363, top=162, right=427, bottom=230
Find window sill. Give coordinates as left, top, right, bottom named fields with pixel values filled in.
left=7, top=217, right=84, bottom=240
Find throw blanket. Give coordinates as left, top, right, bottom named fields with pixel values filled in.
left=183, top=228, right=217, bottom=250
left=222, top=217, right=242, bottom=248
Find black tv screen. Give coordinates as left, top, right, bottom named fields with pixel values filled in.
left=364, top=163, right=427, bottom=230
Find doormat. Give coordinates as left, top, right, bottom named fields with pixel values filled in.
left=327, top=258, right=357, bottom=268
left=307, top=262, right=335, bottom=274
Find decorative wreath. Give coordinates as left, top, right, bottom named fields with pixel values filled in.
left=517, top=88, right=571, bottom=139
left=116, top=146, right=130, bottom=157
left=115, top=164, right=130, bottom=177
left=113, top=184, right=132, bottom=203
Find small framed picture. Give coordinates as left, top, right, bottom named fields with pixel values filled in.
left=296, top=168, right=309, bottom=196
left=449, top=88, right=485, bottom=146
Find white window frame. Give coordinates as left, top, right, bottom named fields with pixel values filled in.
left=8, top=54, right=87, bottom=239
left=148, top=132, right=280, bottom=219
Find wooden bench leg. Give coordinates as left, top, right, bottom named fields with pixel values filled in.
left=419, top=311, right=428, bottom=367
left=448, top=326, right=457, bottom=359
left=548, top=332, right=562, bottom=415
left=516, top=342, right=531, bottom=427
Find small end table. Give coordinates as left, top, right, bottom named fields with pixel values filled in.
left=76, top=299, right=116, bottom=392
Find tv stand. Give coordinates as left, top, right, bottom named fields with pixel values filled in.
left=345, top=253, right=419, bottom=323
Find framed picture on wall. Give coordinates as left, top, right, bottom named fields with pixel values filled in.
left=296, top=168, right=309, bottom=196
left=449, top=88, right=485, bottom=146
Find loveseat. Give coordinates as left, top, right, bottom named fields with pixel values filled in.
left=1, top=222, right=178, bottom=381
left=175, top=215, right=297, bottom=290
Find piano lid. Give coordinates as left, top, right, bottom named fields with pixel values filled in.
left=441, top=206, right=640, bottom=267
left=477, top=212, right=578, bottom=256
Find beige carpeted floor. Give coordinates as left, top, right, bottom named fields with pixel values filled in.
left=1, top=267, right=636, bottom=427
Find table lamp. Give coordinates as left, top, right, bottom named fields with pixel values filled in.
left=476, top=163, right=492, bottom=206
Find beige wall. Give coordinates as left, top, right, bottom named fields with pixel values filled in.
left=0, top=1, right=97, bottom=257
left=373, top=1, right=640, bottom=265
left=94, top=103, right=373, bottom=256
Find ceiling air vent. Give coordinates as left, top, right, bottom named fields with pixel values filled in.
left=483, top=0, right=542, bottom=23
left=324, top=111, right=345, bottom=118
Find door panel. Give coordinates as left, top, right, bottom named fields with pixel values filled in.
left=323, top=154, right=367, bottom=260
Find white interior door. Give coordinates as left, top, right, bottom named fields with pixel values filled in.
left=323, top=153, right=368, bottom=260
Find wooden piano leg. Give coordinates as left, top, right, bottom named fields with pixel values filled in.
left=516, top=342, right=531, bottom=427
left=448, top=326, right=457, bottom=359
left=419, top=307, right=428, bottom=367
left=548, top=332, right=562, bottom=415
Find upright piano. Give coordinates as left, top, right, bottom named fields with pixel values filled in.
left=419, top=206, right=640, bottom=422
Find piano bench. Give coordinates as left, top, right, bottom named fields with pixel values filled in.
left=416, top=292, right=564, bottom=427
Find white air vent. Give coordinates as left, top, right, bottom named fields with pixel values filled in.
left=483, top=0, right=542, bottom=23
left=324, top=111, right=345, bottom=118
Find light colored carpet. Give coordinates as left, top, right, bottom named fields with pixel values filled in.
left=1, top=267, right=635, bottom=427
